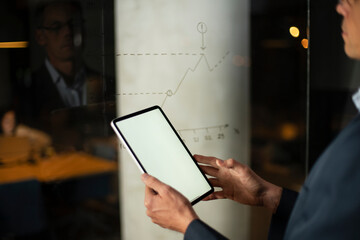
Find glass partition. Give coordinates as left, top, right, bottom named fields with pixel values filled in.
left=250, top=0, right=308, bottom=239
left=0, top=0, right=119, bottom=239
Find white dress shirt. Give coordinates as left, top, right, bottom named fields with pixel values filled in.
left=45, top=59, right=87, bottom=108
left=352, top=87, right=360, bottom=112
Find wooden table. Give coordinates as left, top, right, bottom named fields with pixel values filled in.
left=0, top=152, right=117, bottom=184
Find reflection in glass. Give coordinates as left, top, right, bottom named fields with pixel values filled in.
left=0, top=1, right=119, bottom=239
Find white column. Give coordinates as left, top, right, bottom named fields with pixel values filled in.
left=114, top=1, right=250, bottom=239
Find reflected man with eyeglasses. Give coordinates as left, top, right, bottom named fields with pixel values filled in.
left=21, top=0, right=112, bottom=150
left=34, top=0, right=90, bottom=110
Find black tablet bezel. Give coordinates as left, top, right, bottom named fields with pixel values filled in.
left=111, top=105, right=213, bottom=205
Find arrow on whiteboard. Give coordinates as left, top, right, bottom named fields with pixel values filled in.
left=197, top=22, right=207, bottom=50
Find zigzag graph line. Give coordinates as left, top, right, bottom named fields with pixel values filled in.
left=118, top=51, right=230, bottom=107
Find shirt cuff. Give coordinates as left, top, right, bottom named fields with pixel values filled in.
left=268, top=188, right=298, bottom=240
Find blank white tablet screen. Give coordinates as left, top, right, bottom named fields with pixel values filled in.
left=114, top=107, right=212, bottom=203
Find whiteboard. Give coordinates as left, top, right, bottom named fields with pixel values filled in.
left=115, top=0, right=250, bottom=239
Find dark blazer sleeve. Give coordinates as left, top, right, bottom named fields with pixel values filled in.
left=184, top=189, right=298, bottom=240
left=184, top=219, right=229, bottom=240
left=267, top=188, right=298, bottom=240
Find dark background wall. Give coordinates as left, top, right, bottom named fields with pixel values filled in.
left=309, top=0, right=359, bottom=168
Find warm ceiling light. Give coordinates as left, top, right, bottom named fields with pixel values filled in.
left=301, top=38, right=309, bottom=49
left=0, top=41, right=28, bottom=48
left=280, top=123, right=299, bottom=141
left=289, top=26, right=300, bottom=38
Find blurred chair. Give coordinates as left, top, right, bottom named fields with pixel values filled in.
left=44, top=173, right=118, bottom=239
left=0, top=179, right=47, bottom=238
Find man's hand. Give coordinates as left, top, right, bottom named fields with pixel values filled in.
left=141, top=173, right=199, bottom=233
left=195, top=155, right=283, bottom=213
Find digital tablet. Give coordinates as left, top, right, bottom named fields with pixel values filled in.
left=111, top=105, right=213, bottom=205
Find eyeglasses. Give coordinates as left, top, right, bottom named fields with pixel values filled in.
left=38, top=19, right=84, bottom=33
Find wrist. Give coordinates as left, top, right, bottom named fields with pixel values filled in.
left=262, top=184, right=283, bottom=213
left=180, top=212, right=199, bottom=233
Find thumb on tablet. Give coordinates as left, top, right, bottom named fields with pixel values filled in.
left=141, top=173, right=163, bottom=193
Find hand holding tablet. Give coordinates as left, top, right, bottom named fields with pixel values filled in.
left=111, top=105, right=213, bottom=205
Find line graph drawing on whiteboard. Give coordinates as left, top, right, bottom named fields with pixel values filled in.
left=116, top=22, right=243, bottom=144
left=117, top=55, right=230, bottom=108
left=160, top=51, right=230, bottom=107
left=116, top=22, right=231, bottom=107
left=117, top=51, right=230, bottom=107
